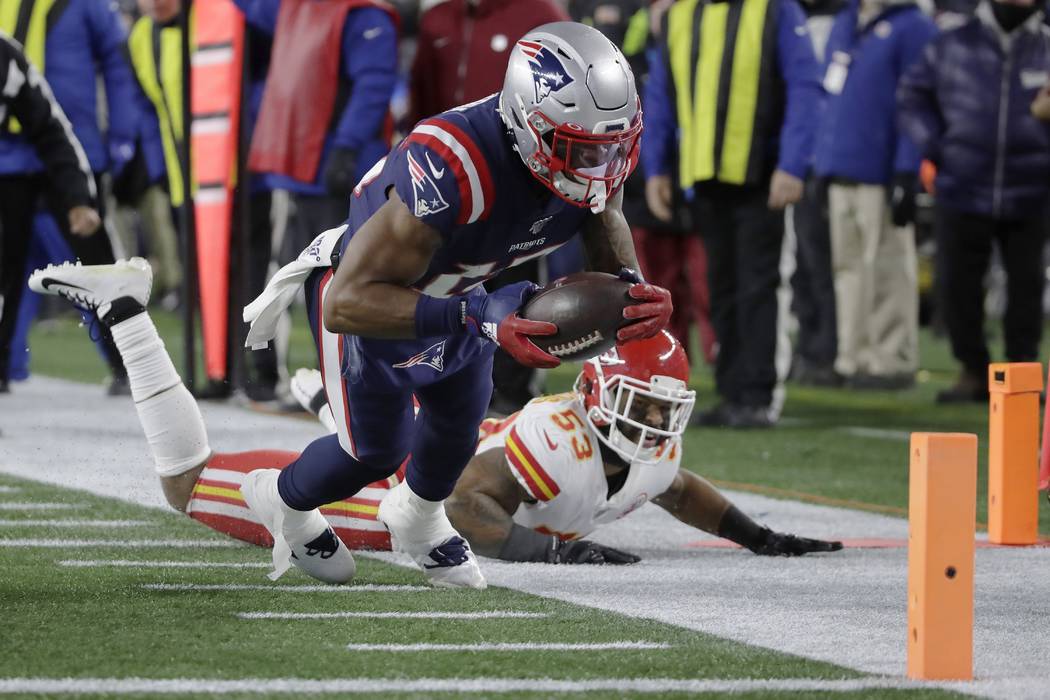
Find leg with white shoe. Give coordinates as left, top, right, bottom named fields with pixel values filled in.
left=377, top=357, right=494, bottom=589
left=27, top=259, right=358, bottom=581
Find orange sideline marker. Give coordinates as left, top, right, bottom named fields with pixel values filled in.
left=988, top=363, right=1042, bottom=545
left=907, top=433, right=976, bottom=681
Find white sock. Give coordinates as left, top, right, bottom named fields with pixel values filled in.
left=109, top=312, right=210, bottom=476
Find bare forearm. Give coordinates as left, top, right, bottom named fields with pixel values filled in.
left=445, top=490, right=516, bottom=558
left=323, top=282, right=423, bottom=338
left=656, top=471, right=732, bottom=535
left=582, top=202, right=639, bottom=274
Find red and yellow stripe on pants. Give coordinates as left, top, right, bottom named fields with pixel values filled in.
left=187, top=451, right=398, bottom=550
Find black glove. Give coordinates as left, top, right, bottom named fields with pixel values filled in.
left=547, top=538, right=641, bottom=565
left=322, top=146, right=358, bottom=199
left=748, top=527, right=843, bottom=557
left=890, top=172, right=917, bottom=228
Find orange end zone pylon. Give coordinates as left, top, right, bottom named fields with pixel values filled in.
left=988, top=363, right=1042, bottom=545
left=907, top=432, right=976, bottom=681
left=1040, top=363, right=1050, bottom=493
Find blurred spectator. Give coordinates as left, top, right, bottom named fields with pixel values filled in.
left=813, top=0, right=936, bottom=390
left=898, top=0, right=1050, bottom=403
left=243, top=0, right=398, bottom=247
left=409, top=0, right=568, bottom=124
left=0, top=0, right=137, bottom=395
left=577, top=0, right=716, bottom=365
left=644, top=0, right=822, bottom=428
left=790, top=0, right=847, bottom=386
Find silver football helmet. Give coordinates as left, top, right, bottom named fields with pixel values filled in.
left=499, top=21, right=642, bottom=213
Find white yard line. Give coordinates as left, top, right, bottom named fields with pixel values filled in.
left=59, top=560, right=270, bottom=569
left=0, top=676, right=1001, bottom=695
left=0, top=503, right=85, bottom=511
left=0, top=486, right=21, bottom=493
left=238, top=611, right=546, bottom=620
left=0, top=520, right=151, bottom=527
left=143, top=583, right=430, bottom=593
left=0, top=539, right=244, bottom=548
left=344, top=642, right=671, bottom=652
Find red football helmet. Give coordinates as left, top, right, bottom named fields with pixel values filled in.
left=573, top=331, right=695, bottom=464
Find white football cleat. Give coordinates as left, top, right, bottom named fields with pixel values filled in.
left=28, top=257, right=153, bottom=319
left=240, top=468, right=355, bottom=584
left=377, top=480, right=486, bottom=589
left=290, top=368, right=336, bottom=434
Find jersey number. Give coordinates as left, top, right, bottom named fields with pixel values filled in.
left=550, top=410, right=593, bottom=460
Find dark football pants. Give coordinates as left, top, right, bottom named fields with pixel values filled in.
left=934, top=205, right=1046, bottom=377
left=694, top=184, right=785, bottom=408
left=0, top=173, right=126, bottom=383
left=276, top=268, right=494, bottom=510
left=791, top=177, right=837, bottom=367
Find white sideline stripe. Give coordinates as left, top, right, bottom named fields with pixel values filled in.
left=345, top=642, right=671, bottom=652
left=59, top=560, right=269, bottom=569
left=838, top=426, right=911, bottom=442
left=1, top=539, right=244, bottom=548
left=0, top=502, right=84, bottom=511
left=143, top=584, right=429, bottom=592
left=0, top=486, right=21, bottom=493
left=238, top=611, right=547, bottom=620
left=0, top=520, right=151, bottom=528
left=0, top=677, right=982, bottom=694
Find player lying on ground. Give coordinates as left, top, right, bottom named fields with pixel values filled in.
left=235, top=21, right=673, bottom=589
left=29, top=260, right=840, bottom=568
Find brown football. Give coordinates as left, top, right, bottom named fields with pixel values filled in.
left=520, top=271, right=636, bottom=362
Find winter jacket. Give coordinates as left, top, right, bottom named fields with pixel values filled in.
left=0, top=0, right=137, bottom=177
left=410, top=0, right=569, bottom=124
left=642, top=0, right=823, bottom=186
left=813, top=0, right=937, bottom=184
left=0, top=33, right=95, bottom=210
left=236, top=0, right=397, bottom=195
left=897, top=1, right=1050, bottom=219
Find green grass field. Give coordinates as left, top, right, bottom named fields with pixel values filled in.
left=4, top=307, right=1044, bottom=697
left=0, top=473, right=963, bottom=698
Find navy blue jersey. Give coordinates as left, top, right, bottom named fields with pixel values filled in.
left=346, top=94, right=590, bottom=298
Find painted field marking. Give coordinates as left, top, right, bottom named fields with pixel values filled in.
left=839, top=426, right=911, bottom=442
left=0, top=486, right=21, bottom=493
left=59, top=560, right=270, bottom=569
left=0, top=520, right=151, bottom=528
left=239, top=611, right=546, bottom=620
left=344, top=642, right=671, bottom=652
left=686, top=537, right=1050, bottom=550
left=0, top=677, right=988, bottom=695
left=0, top=503, right=86, bottom=511
left=1, top=539, right=244, bottom=548
left=144, top=583, right=430, bottom=593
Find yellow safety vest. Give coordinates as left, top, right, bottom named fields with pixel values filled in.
left=665, top=0, right=777, bottom=187
left=128, top=14, right=193, bottom=206
left=0, top=0, right=59, bottom=132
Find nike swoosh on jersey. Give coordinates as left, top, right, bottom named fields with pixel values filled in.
left=425, top=152, right=445, bottom=179
left=363, top=27, right=383, bottom=40
left=542, top=430, right=558, bottom=451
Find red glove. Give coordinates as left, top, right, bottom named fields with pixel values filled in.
left=618, top=283, right=673, bottom=342
left=496, top=314, right=561, bottom=369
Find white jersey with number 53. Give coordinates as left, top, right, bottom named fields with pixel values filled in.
left=476, top=393, right=682, bottom=540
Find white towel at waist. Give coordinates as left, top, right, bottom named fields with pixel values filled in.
left=243, top=224, right=347, bottom=350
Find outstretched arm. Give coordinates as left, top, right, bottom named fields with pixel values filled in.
left=654, top=469, right=843, bottom=556
left=446, top=448, right=639, bottom=564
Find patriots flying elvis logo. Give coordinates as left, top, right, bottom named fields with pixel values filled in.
left=392, top=340, right=446, bottom=372
left=407, top=151, right=449, bottom=218
left=518, top=40, right=574, bottom=102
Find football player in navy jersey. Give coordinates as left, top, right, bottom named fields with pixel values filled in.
left=234, top=21, right=674, bottom=588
